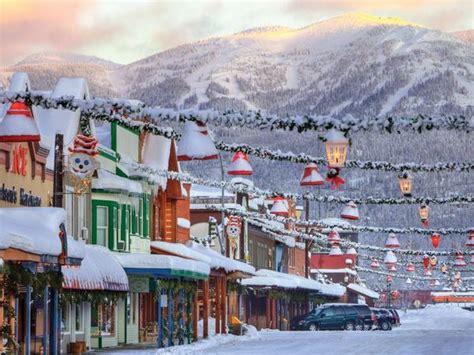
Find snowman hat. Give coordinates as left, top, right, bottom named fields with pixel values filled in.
left=68, top=134, right=98, bottom=156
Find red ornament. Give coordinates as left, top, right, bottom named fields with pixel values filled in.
left=431, top=233, right=440, bottom=248
left=391, top=290, right=400, bottom=300
left=370, top=259, right=380, bottom=269
left=300, top=163, right=324, bottom=186
left=327, top=229, right=341, bottom=245
left=340, top=201, right=359, bottom=221
left=325, top=167, right=345, bottom=190
left=270, top=196, right=289, bottom=217
left=386, top=275, right=393, bottom=283
left=422, top=254, right=430, bottom=269
left=405, top=262, right=415, bottom=272
left=454, top=252, right=466, bottom=267
left=177, top=121, right=218, bottom=161
left=228, top=152, right=253, bottom=176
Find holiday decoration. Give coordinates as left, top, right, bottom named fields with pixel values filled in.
left=329, top=244, right=343, bottom=256
left=346, top=247, right=357, bottom=255
left=0, top=101, right=41, bottom=142
left=429, top=256, right=438, bottom=267
left=434, top=280, right=440, bottom=286
left=340, top=201, right=359, bottom=220
left=466, top=231, right=474, bottom=248
left=68, top=134, right=98, bottom=180
left=406, top=262, right=415, bottom=272
left=328, top=229, right=341, bottom=245
left=270, top=196, right=289, bottom=217
left=424, top=268, right=432, bottom=276
left=471, top=255, right=474, bottom=265
left=370, top=259, right=380, bottom=269
left=431, top=233, right=441, bottom=248
left=391, top=290, right=400, bottom=300
left=441, top=263, right=448, bottom=274
left=225, top=216, right=242, bottom=239
left=385, top=233, right=400, bottom=248
left=325, top=167, right=345, bottom=190
left=454, top=271, right=461, bottom=280
left=177, top=121, right=218, bottom=161
left=300, top=163, right=324, bottom=186
left=384, top=250, right=397, bottom=268
left=388, top=264, right=397, bottom=272
left=398, top=172, right=413, bottom=197
left=406, top=278, right=412, bottom=284
left=422, top=255, right=430, bottom=269
left=454, top=252, right=467, bottom=267
left=429, top=279, right=436, bottom=288
left=228, top=151, right=253, bottom=176
left=324, top=129, right=349, bottom=168
left=386, top=275, right=393, bottom=283
left=419, top=204, right=429, bottom=227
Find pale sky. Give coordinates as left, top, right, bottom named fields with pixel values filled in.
left=0, top=0, right=472, bottom=66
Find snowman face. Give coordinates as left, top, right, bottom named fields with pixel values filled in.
left=226, top=224, right=240, bottom=239
left=69, top=152, right=96, bottom=179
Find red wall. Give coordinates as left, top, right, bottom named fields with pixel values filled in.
left=311, top=253, right=357, bottom=269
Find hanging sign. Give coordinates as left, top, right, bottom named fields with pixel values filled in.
left=225, top=215, right=242, bottom=239
left=68, top=134, right=99, bottom=194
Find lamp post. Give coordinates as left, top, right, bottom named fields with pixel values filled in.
left=398, top=173, right=413, bottom=197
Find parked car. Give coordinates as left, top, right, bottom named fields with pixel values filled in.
left=387, top=309, right=401, bottom=327
left=293, top=304, right=375, bottom=331
left=371, top=308, right=393, bottom=331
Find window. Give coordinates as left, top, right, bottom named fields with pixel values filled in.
left=139, top=197, right=143, bottom=236
left=334, top=307, right=345, bottom=316
left=75, top=304, right=83, bottom=332
left=61, top=303, right=70, bottom=333
left=322, top=308, right=334, bottom=317
left=96, top=206, right=108, bottom=247
left=92, top=303, right=115, bottom=336
left=127, top=293, right=138, bottom=325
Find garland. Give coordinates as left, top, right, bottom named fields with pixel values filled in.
left=215, top=141, right=474, bottom=173
left=61, top=290, right=124, bottom=306
left=355, top=266, right=474, bottom=281
left=207, top=205, right=472, bottom=236
left=2, top=92, right=471, bottom=134
left=127, top=162, right=474, bottom=205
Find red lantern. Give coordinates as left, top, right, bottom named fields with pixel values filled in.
left=431, top=233, right=440, bottom=248
left=370, top=259, right=380, bottom=269
left=422, top=254, right=430, bottom=269
left=405, top=262, right=415, bottom=272
left=454, top=252, right=466, bottom=267
left=270, top=196, right=289, bottom=217
left=328, top=229, right=341, bottom=245
left=228, top=152, right=253, bottom=176
left=386, top=275, right=393, bottom=283
left=177, top=121, right=218, bottom=161
left=0, top=102, right=41, bottom=142
left=466, top=231, right=474, bottom=248
left=390, top=290, right=400, bottom=300
left=300, top=163, right=324, bottom=186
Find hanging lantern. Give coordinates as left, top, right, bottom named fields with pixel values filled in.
left=424, top=268, right=432, bottom=276
left=329, top=244, right=343, bottom=256
left=388, top=264, right=397, bottom=272
left=466, top=231, right=474, bottom=248
left=422, top=255, right=430, bottom=269
left=270, top=196, right=289, bottom=217
left=300, top=163, right=324, bottom=186
left=406, top=277, right=412, bottom=284
left=340, top=201, right=359, bottom=221
left=440, top=263, right=448, bottom=274
left=370, top=259, right=380, bottom=269
left=405, top=262, right=415, bottom=272
left=228, top=151, right=253, bottom=176
left=386, top=275, right=393, bottom=283
left=454, top=252, right=466, bottom=267
left=177, top=121, right=218, bottom=161
left=431, top=233, right=441, bottom=248
left=327, top=229, right=341, bottom=245
left=391, top=290, right=400, bottom=300
left=419, top=204, right=429, bottom=227
left=384, top=250, right=397, bottom=268
left=0, top=101, right=41, bottom=142
left=385, top=233, right=400, bottom=248
left=398, top=172, right=413, bottom=197
left=429, top=256, right=437, bottom=267
left=324, top=129, right=349, bottom=168
left=346, top=247, right=357, bottom=255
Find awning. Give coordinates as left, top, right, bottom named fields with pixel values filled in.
left=62, top=245, right=129, bottom=291
left=347, top=283, right=379, bottom=299
left=92, top=169, right=143, bottom=194
left=114, top=252, right=210, bottom=280
left=150, top=241, right=211, bottom=264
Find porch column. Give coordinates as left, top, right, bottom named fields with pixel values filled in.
left=266, top=297, right=271, bottom=328
left=50, top=288, right=60, bottom=355
left=203, top=280, right=209, bottom=339
left=192, top=284, right=198, bottom=342
left=186, top=289, right=192, bottom=344
left=220, top=277, right=226, bottom=333
left=167, top=288, right=174, bottom=347
left=178, top=288, right=184, bottom=345
left=0, top=281, right=3, bottom=353
left=215, top=277, right=221, bottom=334
left=156, top=287, right=162, bottom=348
left=42, top=286, right=49, bottom=355
left=25, top=284, right=32, bottom=355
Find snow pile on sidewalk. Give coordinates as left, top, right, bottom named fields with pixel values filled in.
left=398, top=303, right=474, bottom=330
left=156, top=324, right=260, bottom=354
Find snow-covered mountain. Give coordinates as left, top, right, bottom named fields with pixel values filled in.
left=1, top=13, right=473, bottom=117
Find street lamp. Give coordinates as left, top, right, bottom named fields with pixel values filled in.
left=419, top=204, right=429, bottom=227
left=398, top=172, right=413, bottom=197
left=324, top=129, right=349, bottom=168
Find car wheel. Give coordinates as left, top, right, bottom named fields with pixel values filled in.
left=345, top=322, right=355, bottom=331
left=355, top=323, right=364, bottom=331
left=308, top=323, right=319, bottom=331
left=363, top=324, right=371, bottom=331
left=381, top=321, right=390, bottom=331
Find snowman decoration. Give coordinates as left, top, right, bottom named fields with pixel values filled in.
left=225, top=216, right=241, bottom=259
left=68, top=134, right=98, bottom=193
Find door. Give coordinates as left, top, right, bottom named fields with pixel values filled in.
left=318, top=307, right=335, bottom=329
left=333, top=307, right=346, bottom=329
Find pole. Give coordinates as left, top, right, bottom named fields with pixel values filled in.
left=304, top=198, right=310, bottom=279
left=387, top=283, right=391, bottom=309
left=217, top=153, right=226, bottom=255
left=25, top=284, right=32, bottom=355
left=43, top=286, right=49, bottom=355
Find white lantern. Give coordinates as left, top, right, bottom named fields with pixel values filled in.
left=398, top=172, right=413, bottom=197
left=324, top=129, right=349, bottom=168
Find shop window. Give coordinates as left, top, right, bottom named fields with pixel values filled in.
left=96, top=206, right=108, bottom=247
left=92, top=302, right=115, bottom=336
left=75, top=304, right=83, bottom=332
left=61, top=303, right=70, bottom=333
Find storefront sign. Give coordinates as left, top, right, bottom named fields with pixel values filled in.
left=0, top=184, right=41, bottom=206
left=129, top=277, right=150, bottom=293
left=9, top=144, right=28, bottom=176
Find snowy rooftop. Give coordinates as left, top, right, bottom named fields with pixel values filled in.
left=150, top=241, right=212, bottom=264
left=190, top=184, right=234, bottom=198
left=92, top=169, right=143, bottom=194
left=63, top=245, right=129, bottom=291
left=347, top=283, right=379, bottom=299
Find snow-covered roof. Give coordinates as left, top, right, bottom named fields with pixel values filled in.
left=431, top=291, right=474, bottom=297
left=114, top=252, right=210, bottom=277
left=62, top=245, right=129, bottom=291
left=0, top=73, right=31, bottom=119
left=142, top=133, right=172, bottom=189
left=347, top=283, right=379, bottom=299
left=186, top=241, right=256, bottom=275
left=34, top=77, right=93, bottom=170
left=311, top=268, right=358, bottom=276
left=150, top=241, right=211, bottom=264
left=190, top=184, right=234, bottom=198
left=0, top=207, right=76, bottom=258
left=92, top=169, right=143, bottom=194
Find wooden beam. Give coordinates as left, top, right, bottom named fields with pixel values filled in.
left=203, top=280, right=209, bottom=339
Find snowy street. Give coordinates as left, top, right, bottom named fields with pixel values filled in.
left=101, top=304, right=473, bottom=355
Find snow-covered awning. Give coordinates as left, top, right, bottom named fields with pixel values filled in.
left=185, top=241, right=256, bottom=276
left=62, top=245, right=129, bottom=291
left=347, top=283, right=379, bottom=299
left=92, top=169, right=143, bottom=194
left=150, top=241, right=211, bottom=264
left=0, top=207, right=83, bottom=264
left=114, top=252, right=210, bottom=280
